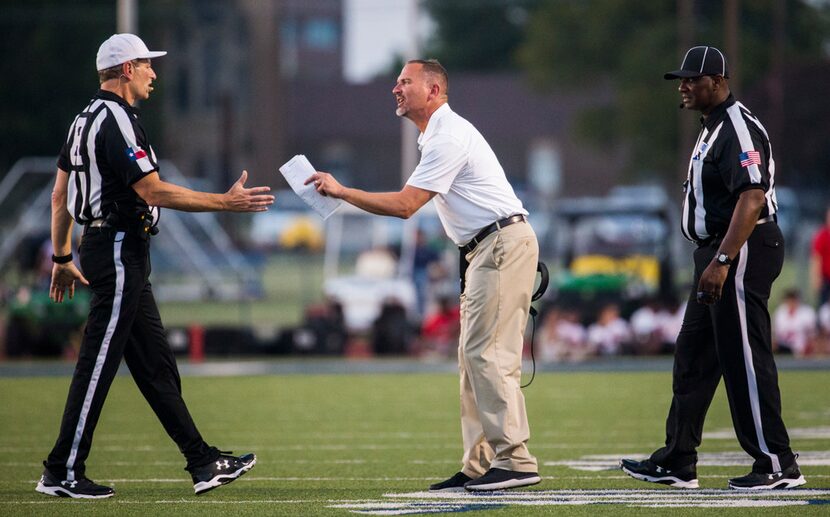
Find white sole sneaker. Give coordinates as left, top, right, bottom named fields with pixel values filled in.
left=35, top=481, right=114, bottom=499
left=194, top=456, right=257, bottom=495
left=621, top=466, right=700, bottom=489
left=465, top=474, right=541, bottom=491
left=729, top=475, right=806, bottom=490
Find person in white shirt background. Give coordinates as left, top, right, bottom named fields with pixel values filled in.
left=773, top=289, right=816, bottom=357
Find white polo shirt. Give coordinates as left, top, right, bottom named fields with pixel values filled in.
left=406, top=103, right=527, bottom=246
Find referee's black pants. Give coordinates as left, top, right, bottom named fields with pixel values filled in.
left=651, top=222, right=796, bottom=474
left=44, top=229, right=218, bottom=481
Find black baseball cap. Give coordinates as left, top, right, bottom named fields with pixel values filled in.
left=664, top=46, right=729, bottom=80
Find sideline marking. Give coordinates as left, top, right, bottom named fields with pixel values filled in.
left=547, top=450, right=830, bottom=471
left=704, top=426, right=830, bottom=440
left=330, top=489, right=830, bottom=514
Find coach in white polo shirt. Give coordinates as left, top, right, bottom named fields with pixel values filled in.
left=307, top=59, right=541, bottom=492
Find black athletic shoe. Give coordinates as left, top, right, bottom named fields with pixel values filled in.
left=463, top=468, right=541, bottom=491
left=728, top=462, right=806, bottom=490
left=429, top=472, right=473, bottom=492
left=620, top=458, right=699, bottom=489
left=191, top=452, right=257, bottom=495
left=35, top=469, right=114, bottom=499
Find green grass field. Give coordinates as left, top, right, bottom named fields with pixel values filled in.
left=1, top=367, right=828, bottom=515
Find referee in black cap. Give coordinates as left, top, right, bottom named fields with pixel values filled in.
left=37, top=33, right=274, bottom=499
left=620, top=46, right=805, bottom=490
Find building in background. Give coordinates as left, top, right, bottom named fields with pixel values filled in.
left=159, top=0, right=624, bottom=202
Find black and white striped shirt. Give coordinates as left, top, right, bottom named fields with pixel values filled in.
left=681, top=94, right=777, bottom=244
left=57, top=90, right=159, bottom=226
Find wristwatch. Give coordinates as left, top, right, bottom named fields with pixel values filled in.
left=716, top=252, right=732, bottom=266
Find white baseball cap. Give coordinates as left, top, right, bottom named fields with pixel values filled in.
left=96, top=33, right=167, bottom=71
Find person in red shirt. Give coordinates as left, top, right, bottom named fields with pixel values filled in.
left=812, top=206, right=830, bottom=307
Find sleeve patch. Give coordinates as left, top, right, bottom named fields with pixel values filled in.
left=126, top=147, right=148, bottom=161
left=739, top=150, right=761, bottom=168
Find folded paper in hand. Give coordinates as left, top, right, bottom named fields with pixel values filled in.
left=278, top=155, right=342, bottom=219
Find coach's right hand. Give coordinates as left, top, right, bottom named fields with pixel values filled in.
left=224, top=170, right=275, bottom=212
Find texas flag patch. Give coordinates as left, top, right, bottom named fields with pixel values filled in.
left=126, top=146, right=148, bottom=161
left=739, top=150, right=761, bottom=168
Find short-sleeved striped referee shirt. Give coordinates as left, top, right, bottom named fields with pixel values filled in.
left=57, top=90, right=159, bottom=226
left=681, top=93, right=778, bottom=244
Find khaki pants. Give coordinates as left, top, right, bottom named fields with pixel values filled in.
left=458, top=221, right=539, bottom=476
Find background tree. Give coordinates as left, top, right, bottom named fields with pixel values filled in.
left=422, top=0, right=541, bottom=70
left=0, top=0, right=171, bottom=175
left=517, top=0, right=830, bottom=184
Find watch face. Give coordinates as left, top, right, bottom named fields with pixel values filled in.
left=718, top=253, right=729, bottom=264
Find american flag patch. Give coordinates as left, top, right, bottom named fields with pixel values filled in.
left=739, top=150, right=761, bottom=168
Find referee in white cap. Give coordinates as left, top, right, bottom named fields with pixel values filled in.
left=36, top=34, right=273, bottom=499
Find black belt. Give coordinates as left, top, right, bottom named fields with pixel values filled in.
left=460, top=214, right=526, bottom=254
left=82, top=219, right=128, bottom=235
left=695, top=214, right=777, bottom=247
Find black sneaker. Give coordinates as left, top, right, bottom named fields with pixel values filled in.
left=620, top=458, right=699, bottom=489
left=463, top=468, right=541, bottom=491
left=429, top=472, right=473, bottom=492
left=191, top=452, right=257, bottom=495
left=728, top=462, right=806, bottom=490
left=35, top=469, right=114, bottom=499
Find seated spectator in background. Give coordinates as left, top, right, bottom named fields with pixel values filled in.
left=538, top=306, right=589, bottom=363
left=295, top=298, right=348, bottom=355
left=356, top=247, right=398, bottom=279
left=817, top=301, right=830, bottom=355
left=811, top=205, right=830, bottom=307
left=413, top=229, right=441, bottom=317
left=773, top=289, right=816, bottom=357
left=419, top=295, right=460, bottom=357
left=630, top=298, right=662, bottom=354
left=372, top=297, right=412, bottom=355
left=656, top=296, right=685, bottom=354
left=587, top=303, right=631, bottom=356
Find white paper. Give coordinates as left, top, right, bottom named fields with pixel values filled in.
left=278, top=155, right=343, bottom=220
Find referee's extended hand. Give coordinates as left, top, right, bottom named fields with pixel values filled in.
left=50, top=262, right=89, bottom=303
left=224, top=170, right=275, bottom=212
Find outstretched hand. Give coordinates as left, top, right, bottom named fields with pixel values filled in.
left=224, top=170, right=275, bottom=212
left=304, top=171, right=346, bottom=199
left=50, top=262, right=89, bottom=303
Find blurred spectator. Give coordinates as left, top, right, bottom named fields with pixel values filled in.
left=372, top=297, right=413, bottom=355
left=294, top=298, right=347, bottom=355
left=413, top=229, right=441, bottom=317
left=356, top=247, right=397, bottom=278
left=656, top=296, right=685, bottom=353
left=811, top=205, right=830, bottom=306
left=630, top=297, right=662, bottom=354
left=587, top=303, right=631, bottom=356
left=419, top=295, right=460, bottom=357
left=35, top=238, right=56, bottom=290
left=817, top=301, right=830, bottom=355
left=773, top=289, right=817, bottom=357
left=538, top=306, right=589, bottom=363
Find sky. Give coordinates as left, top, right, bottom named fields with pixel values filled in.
left=343, top=0, right=434, bottom=83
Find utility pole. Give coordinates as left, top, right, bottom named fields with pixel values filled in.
left=400, top=0, right=420, bottom=184
left=117, top=0, right=137, bottom=33
left=724, top=0, right=740, bottom=93
left=769, top=0, right=786, bottom=174
left=676, top=0, right=695, bottom=183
